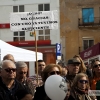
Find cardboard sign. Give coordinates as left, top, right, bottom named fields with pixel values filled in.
left=10, top=11, right=58, bottom=31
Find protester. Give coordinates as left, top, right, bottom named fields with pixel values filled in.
left=90, top=59, right=100, bottom=90
left=66, top=58, right=81, bottom=87
left=16, top=61, right=35, bottom=96
left=57, top=60, right=68, bottom=77
left=73, top=55, right=93, bottom=78
left=34, top=64, right=62, bottom=100
left=73, top=55, right=87, bottom=73
left=68, top=73, right=94, bottom=100
left=0, top=60, right=29, bottom=100
left=86, top=63, right=93, bottom=78
left=30, top=60, right=46, bottom=88
left=3, top=54, right=15, bottom=63
left=15, top=89, right=33, bottom=100
left=96, top=80, right=100, bottom=100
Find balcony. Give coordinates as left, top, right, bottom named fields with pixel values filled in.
left=78, top=17, right=100, bottom=29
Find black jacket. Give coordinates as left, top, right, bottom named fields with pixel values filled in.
left=0, top=77, right=29, bottom=100
left=34, top=85, right=50, bottom=100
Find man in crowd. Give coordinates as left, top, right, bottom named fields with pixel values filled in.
left=30, top=60, right=46, bottom=88
left=16, top=61, right=35, bottom=96
left=0, top=60, right=29, bottom=100
left=66, top=58, right=81, bottom=87
left=3, top=54, right=15, bottom=63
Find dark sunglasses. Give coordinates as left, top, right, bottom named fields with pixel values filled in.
left=49, top=71, right=60, bottom=75
left=73, top=63, right=80, bottom=66
left=93, top=64, right=100, bottom=68
left=5, top=68, right=16, bottom=73
left=19, top=72, right=27, bottom=75
left=79, top=80, right=88, bottom=84
left=39, top=64, right=45, bottom=66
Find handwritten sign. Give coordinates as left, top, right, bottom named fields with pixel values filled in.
left=10, top=11, right=58, bottom=31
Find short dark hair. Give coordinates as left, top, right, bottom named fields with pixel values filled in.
left=38, top=60, right=44, bottom=62
left=35, top=60, right=45, bottom=67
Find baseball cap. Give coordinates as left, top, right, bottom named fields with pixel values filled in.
left=67, top=58, right=81, bottom=64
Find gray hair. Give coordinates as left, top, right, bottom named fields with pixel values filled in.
left=16, top=61, right=27, bottom=68
left=1, top=60, right=16, bottom=68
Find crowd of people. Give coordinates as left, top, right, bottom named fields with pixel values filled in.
left=0, top=54, right=100, bottom=100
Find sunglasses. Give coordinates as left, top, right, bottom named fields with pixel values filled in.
left=5, top=68, right=16, bottom=73
left=49, top=71, right=60, bottom=75
left=93, top=64, right=100, bottom=68
left=19, top=72, right=27, bottom=75
left=79, top=80, right=88, bottom=84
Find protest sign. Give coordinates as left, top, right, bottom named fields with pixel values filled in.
left=10, top=11, right=58, bottom=31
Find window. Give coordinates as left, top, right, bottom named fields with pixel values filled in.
left=38, top=30, right=50, bottom=40
left=13, top=5, right=25, bottom=41
left=83, top=39, right=94, bottom=50
left=13, top=5, right=24, bottom=12
left=13, top=31, right=25, bottom=42
left=38, top=4, right=50, bottom=40
left=82, top=8, right=94, bottom=23
left=38, top=4, right=50, bottom=11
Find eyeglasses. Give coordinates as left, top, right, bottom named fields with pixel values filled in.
left=79, top=80, right=88, bottom=84
left=19, top=72, right=27, bottom=75
left=93, top=64, right=100, bottom=68
left=38, top=64, right=45, bottom=66
left=4, top=68, right=16, bottom=73
left=49, top=71, right=60, bottom=75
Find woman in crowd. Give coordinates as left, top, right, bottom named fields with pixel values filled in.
left=90, top=59, right=100, bottom=90
left=73, top=55, right=87, bottom=73
left=68, top=73, right=93, bottom=100
left=34, top=63, right=70, bottom=100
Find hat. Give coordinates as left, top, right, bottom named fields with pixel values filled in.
left=67, top=58, right=81, bottom=64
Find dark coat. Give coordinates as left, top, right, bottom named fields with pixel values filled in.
left=68, top=87, right=92, bottom=100
left=0, top=77, right=30, bottom=100
left=34, top=85, right=50, bottom=100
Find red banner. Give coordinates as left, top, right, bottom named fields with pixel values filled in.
left=80, top=43, right=100, bottom=60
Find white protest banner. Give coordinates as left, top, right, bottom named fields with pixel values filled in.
left=10, top=11, right=58, bottom=31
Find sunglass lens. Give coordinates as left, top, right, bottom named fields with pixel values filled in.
left=94, top=64, right=100, bottom=68
left=5, top=68, right=16, bottom=73
left=79, top=80, right=88, bottom=84
left=56, top=71, right=60, bottom=75
left=50, top=71, right=60, bottom=75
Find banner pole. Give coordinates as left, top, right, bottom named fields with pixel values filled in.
left=34, top=29, right=38, bottom=85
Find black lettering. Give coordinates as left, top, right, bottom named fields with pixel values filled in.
left=54, top=21, right=58, bottom=23
left=27, top=12, right=32, bottom=16
left=11, top=23, right=15, bottom=26
left=29, top=17, right=32, bottom=20
left=18, top=23, right=20, bottom=25
left=21, top=18, right=28, bottom=20
left=38, top=22, right=40, bottom=24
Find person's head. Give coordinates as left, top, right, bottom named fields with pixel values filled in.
left=42, top=64, right=62, bottom=82
left=73, top=55, right=87, bottom=73
left=61, top=67, right=68, bottom=77
left=3, top=54, right=15, bottom=63
left=0, top=60, right=16, bottom=81
left=72, top=73, right=89, bottom=90
left=16, top=89, right=33, bottom=100
left=16, top=61, right=28, bottom=82
left=67, top=58, right=81, bottom=75
left=35, top=60, right=46, bottom=75
left=91, top=59, right=100, bottom=77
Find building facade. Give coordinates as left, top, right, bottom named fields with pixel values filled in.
left=0, top=0, right=60, bottom=65
left=60, top=0, right=100, bottom=61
